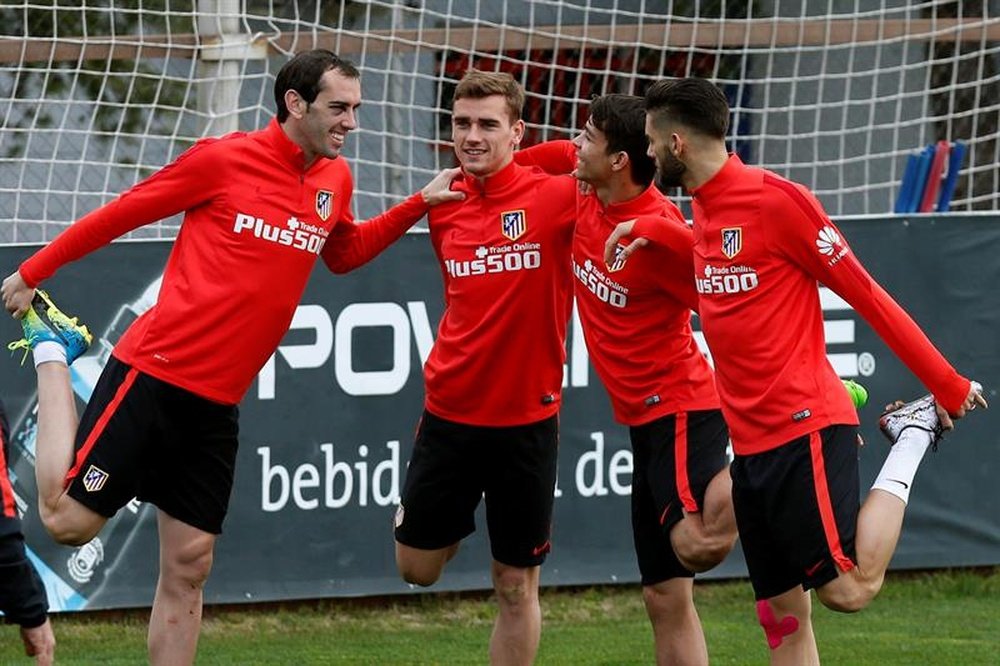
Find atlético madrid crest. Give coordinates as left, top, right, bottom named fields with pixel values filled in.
left=315, top=190, right=334, bottom=221
left=607, top=244, right=628, bottom=272
left=721, top=227, right=742, bottom=259
left=501, top=209, right=526, bottom=241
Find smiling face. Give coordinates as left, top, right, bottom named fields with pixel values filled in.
left=288, top=68, right=362, bottom=164
left=570, top=117, right=617, bottom=185
left=451, top=95, right=524, bottom=178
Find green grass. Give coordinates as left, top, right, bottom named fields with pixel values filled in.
left=2, top=569, right=998, bottom=664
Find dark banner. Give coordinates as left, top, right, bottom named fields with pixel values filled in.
left=1, top=214, right=998, bottom=612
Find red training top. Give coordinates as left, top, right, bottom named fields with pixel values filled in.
left=20, top=118, right=429, bottom=405
left=423, top=160, right=577, bottom=426
left=517, top=141, right=719, bottom=425
left=634, top=154, right=969, bottom=455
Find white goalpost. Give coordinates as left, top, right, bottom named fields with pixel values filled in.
left=2, top=0, right=998, bottom=243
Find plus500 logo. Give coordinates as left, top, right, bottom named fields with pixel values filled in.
left=573, top=260, right=627, bottom=309
left=696, top=268, right=759, bottom=295
left=234, top=213, right=327, bottom=255
left=444, top=246, right=541, bottom=278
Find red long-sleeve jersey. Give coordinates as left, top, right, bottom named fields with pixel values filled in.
left=516, top=141, right=719, bottom=425
left=652, top=154, right=969, bottom=455
left=20, top=119, right=429, bottom=405
left=423, top=161, right=577, bottom=426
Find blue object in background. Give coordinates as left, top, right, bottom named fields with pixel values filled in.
left=894, top=151, right=922, bottom=213
left=906, top=144, right=936, bottom=213
left=937, top=140, right=966, bottom=212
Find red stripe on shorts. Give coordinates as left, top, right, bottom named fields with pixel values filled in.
left=675, top=412, right=698, bottom=512
left=64, top=367, right=140, bottom=487
left=808, top=431, right=855, bottom=572
left=0, top=428, right=16, bottom=517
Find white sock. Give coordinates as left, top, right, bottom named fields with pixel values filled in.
left=871, top=428, right=934, bottom=504
left=32, top=341, right=67, bottom=367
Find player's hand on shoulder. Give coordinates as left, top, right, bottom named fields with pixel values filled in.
left=1, top=271, right=35, bottom=318
left=421, top=167, right=466, bottom=206
left=604, top=218, right=647, bottom=268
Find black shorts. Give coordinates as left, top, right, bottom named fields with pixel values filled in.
left=66, top=356, right=240, bottom=535
left=629, top=409, right=730, bottom=585
left=731, top=425, right=860, bottom=600
left=394, top=410, right=559, bottom=568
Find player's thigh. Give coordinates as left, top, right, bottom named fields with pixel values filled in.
left=732, top=426, right=860, bottom=599
left=483, top=415, right=558, bottom=568
left=395, top=411, right=483, bottom=550
left=65, top=357, right=155, bottom=519
left=140, top=379, right=239, bottom=535
left=630, top=410, right=729, bottom=528
left=629, top=417, right=695, bottom=584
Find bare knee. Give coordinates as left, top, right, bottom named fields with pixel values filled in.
left=817, top=575, right=882, bottom=613
left=492, top=565, right=538, bottom=611
left=398, top=562, right=441, bottom=587
left=162, top=536, right=215, bottom=592
left=674, top=529, right=737, bottom=573
left=642, top=580, right=693, bottom=619
left=395, top=543, right=454, bottom=587
left=39, top=504, right=103, bottom=546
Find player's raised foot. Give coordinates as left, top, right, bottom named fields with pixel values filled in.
left=7, top=290, right=93, bottom=365
left=878, top=393, right=943, bottom=449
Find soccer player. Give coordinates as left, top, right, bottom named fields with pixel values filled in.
left=0, top=399, right=56, bottom=666
left=392, top=69, right=577, bottom=666
left=1, top=49, right=462, bottom=665
left=514, top=94, right=736, bottom=665
left=608, top=77, right=986, bottom=665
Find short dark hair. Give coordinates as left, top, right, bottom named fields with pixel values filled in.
left=453, top=69, right=525, bottom=122
left=274, top=50, right=360, bottom=122
left=645, top=77, right=729, bottom=140
left=589, top=94, right=657, bottom=187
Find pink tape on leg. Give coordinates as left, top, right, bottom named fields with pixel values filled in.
left=756, top=599, right=799, bottom=649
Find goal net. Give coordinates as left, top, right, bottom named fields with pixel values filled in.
left=2, top=0, right=998, bottom=243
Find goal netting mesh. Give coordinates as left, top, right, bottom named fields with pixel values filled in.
left=2, top=0, right=998, bottom=243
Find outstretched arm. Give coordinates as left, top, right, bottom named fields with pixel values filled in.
left=767, top=183, right=977, bottom=419
left=321, top=167, right=465, bottom=274
left=514, top=140, right=576, bottom=175
left=4, top=138, right=224, bottom=316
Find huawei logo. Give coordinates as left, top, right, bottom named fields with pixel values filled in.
left=816, top=227, right=841, bottom=256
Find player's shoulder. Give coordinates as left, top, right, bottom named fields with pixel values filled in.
left=523, top=165, right=576, bottom=194
left=176, top=130, right=252, bottom=165
left=754, top=167, right=833, bottom=241
left=759, top=166, right=814, bottom=202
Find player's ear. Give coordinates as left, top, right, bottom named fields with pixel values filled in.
left=670, top=132, right=684, bottom=158
left=284, top=89, right=306, bottom=120
left=511, top=119, right=526, bottom=146
left=611, top=150, right=629, bottom=172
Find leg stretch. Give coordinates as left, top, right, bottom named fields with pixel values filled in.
left=818, top=425, right=934, bottom=613
left=642, top=578, right=707, bottom=666
left=148, top=510, right=215, bottom=666
left=489, top=560, right=541, bottom=666
left=34, top=362, right=105, bottom=545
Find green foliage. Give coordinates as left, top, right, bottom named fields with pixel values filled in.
left=1, top=569, right=997, bottom=664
